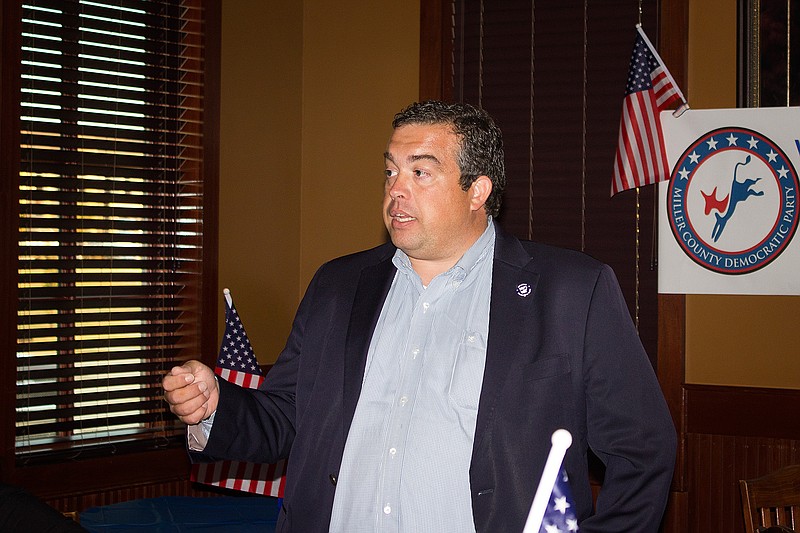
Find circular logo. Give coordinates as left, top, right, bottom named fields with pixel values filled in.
left=667, top=127, right=798, bottom=274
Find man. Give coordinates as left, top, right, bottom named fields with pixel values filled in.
left=164, top=101, right=676, bottom=532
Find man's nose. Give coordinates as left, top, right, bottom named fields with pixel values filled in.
left=387, top=173, right=409, bottom=199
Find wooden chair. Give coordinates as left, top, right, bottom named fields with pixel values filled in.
left=740, top=464, right=800, bottom=533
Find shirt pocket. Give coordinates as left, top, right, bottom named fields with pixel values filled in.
left=448, top=329, right=487, bottom=411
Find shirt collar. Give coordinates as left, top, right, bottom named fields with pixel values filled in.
left=392, top=217, right=495, bottom=284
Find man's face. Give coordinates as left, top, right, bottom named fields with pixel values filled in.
left=383, top=123, right=490, bottom=271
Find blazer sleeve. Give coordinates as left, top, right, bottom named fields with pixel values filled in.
left=190, top=268, right=324, bottom=465
left=579, top=264, right=676, bottom=532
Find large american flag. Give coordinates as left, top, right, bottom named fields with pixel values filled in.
left=611, top=25, right=687, bottom=196
left=191, top=289, right=286, bottom=497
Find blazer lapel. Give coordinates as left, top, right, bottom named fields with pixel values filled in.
left=473, top=226, right=540, bottom=452
left=342, top=248, right=396, bottom=435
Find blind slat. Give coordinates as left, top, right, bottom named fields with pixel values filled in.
left=16, top=0, right=207, bottom=460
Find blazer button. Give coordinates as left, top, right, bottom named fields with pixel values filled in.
left=329, top=474, right=337, bottom=486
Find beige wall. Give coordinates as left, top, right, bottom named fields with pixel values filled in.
left=300, top=1, right=420, bottom=286
left=219, top=1, right=419, bottom=363
left=686, top=0, right=800, bottom=388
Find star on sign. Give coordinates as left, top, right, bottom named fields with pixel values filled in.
left=767, top=150, right=778, bottom=162
left=688, top=151, right=700, bottom=164
left=747, top=137, right=759, bottom=149
left=778, top=166, right=790, bottom=179
left=725, top=133, right=738, bottom=146
left=706, top=137, right=718, bottom=150
left=679, top=168, right=690, bottom=180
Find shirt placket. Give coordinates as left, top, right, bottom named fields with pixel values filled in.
left=376, top=280, right=447, bottom=532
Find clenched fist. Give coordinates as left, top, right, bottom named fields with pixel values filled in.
left=162, top=360, right=219, bottom=425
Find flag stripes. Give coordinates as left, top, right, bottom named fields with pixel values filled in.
left=190, top=289, right=286, bottom=498
left=611, top=25, right=687, bottom=195
left=192, top=458, right=287, bottom=497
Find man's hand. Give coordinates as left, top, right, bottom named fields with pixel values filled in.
left=163, top=360, right=219, bottom=425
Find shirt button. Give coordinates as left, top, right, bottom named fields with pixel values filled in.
left=411, top=348, right=419, bottom=359
left=329, top=474, right=337, bottom=486
left=383, top=505, right=391, bottom=515
left=422, top=302, right=430, bottom=312
left=389, top=447, right=397, bottom=456
left=399, top=396, right=408, bottom=406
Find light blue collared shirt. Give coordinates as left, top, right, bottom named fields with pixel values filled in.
left=329, top=221, right=496, bottom=533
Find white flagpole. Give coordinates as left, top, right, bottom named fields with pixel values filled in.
left=522, top=429, right=573, bottom=533
left=635, top=23, right=689, bottom=117
left=223, top=287, right=233, bottom=308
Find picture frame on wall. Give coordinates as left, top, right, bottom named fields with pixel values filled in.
left=738, top=0, right=799, bottom=107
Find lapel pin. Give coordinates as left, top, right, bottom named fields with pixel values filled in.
left=516, top=283, right=532, bottom=297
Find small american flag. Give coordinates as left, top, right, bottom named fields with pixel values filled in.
left=191, top=288, right=286, bottom=497
left=611, top=25, right=687, bottom=196
left=538, top=468, right=579, bottom=533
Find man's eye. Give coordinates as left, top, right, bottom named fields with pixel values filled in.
left=414, top=169, right=429, bottom=178
left=385, top=169, right=397, bottom=178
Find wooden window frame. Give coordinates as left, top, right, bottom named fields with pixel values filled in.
left=0, top=0, right=220, bottom=499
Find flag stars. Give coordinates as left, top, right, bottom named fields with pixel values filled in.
left=566, top=518, right=579, bottom=531
left=553, top=496, right=571, bottom=514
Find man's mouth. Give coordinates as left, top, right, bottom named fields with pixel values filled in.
left=392, top=213, right=416, bottom=223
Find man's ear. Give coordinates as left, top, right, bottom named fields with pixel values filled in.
left=469, top=175, right=493, bottom=212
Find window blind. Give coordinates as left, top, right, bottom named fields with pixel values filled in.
left=451, top=0, right=660, bottom=360
left=16, top=0, right=205, bottom=461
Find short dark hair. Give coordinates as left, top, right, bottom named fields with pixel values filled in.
left=392, top=101, right=506, bottom=218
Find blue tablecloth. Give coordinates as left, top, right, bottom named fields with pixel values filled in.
left=80, top=496, right=279, bottom=532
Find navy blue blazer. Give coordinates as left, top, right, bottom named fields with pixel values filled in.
left=198, top=223, right=676, bottom=532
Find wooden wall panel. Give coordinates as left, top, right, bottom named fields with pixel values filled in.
left=685, top=385, right=800, bottom=533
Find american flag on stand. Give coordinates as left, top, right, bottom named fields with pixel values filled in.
left=537, top=468, right=579, bottom=533
left=191, top=288, right=286, bottom=497
left=611, top=24, right=688, bottom=196
left=524, top=430, right=578, bottom=533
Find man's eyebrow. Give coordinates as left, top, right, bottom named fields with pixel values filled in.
left=383, top=152, right=442, bottom=166
left=409, top=154, right=441, bottom=165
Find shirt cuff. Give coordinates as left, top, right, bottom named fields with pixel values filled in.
left=187, top=411, right=215, bottom=451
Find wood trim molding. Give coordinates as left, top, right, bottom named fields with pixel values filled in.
left=0, top=0, right=23, bottom=485
left=658, top=0, right=690, bottom=499
left=12, top=447, right=192, bottom=500
left=686, top=384, right=800, bottom=440
left=418, top=0, right=450, bottom=101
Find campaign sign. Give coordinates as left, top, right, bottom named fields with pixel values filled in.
left=659, top=107, right=800, bottom=294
